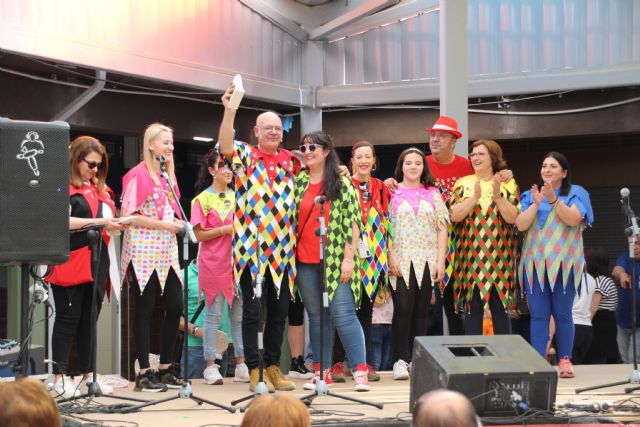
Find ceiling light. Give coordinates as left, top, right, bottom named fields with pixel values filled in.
left=193, top=136, right=214, bottom=142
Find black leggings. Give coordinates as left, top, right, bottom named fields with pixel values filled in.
left=442, top=283, right=465, bottom=335
left=288, top=290, right=304, bottom=327
left=332, top=284, right=377, bottom=365
left=391, top=263, right=432, bottom=362
left=463, top=286, right=510, bottom=335
left=51, top=281, right=103, bottom=374
left=133, top=268, right=183, bottom=369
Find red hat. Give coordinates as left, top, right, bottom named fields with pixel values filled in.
left=426, top=116, right=462, bottom=139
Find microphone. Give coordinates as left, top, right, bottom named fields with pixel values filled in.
left=622, top=187, right=630, bottom=203
left=32, top=280, right=51, bottom=307
left=314, top=195, right=326, bottom=205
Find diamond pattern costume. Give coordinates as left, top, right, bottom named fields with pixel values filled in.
left=228, top=141, right=299, bottom=298
left=294, top=172, right=362, bottom=304
left=518, top=185, right=593, bottom=293
left=353, top=177, right=390, bottom=300
left=449, top=176, right=520, bottom=311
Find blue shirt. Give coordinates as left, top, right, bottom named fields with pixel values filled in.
left=614, top=253, right=640, bottom=329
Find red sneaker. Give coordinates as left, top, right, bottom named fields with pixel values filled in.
left=303, top=363, right=333, bottom=390
left=353, top=363, right=370, bottom=392
left=558, top=356, right=575, bottom=378
left=330, top=362, right=346, bottom=383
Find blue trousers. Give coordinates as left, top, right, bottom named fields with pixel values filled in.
left=524, top=270, right=576, bottom=359
left=297, top=262, right=366, bottom=370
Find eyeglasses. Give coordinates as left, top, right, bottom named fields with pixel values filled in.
left=299, top=143, right=322, bottom=153
left=260, top=126, right=283, bottom=133
left=81, top=159, right=103, bottom=170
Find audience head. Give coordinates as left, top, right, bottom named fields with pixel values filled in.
left=469, top=139, right=507, bottom=175
left=413, top=389, right=480, bottom=427
left=69, top=135, right=108, bottom=194
left=540, top=151, right=571, bottom=195
left=394, top=147, right=434, bottom=188
left=0, top=378, right=61, bottom=427
left=240, top=394, right=310, bottom=427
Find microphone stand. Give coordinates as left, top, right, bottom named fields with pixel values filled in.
left=124, top=157, right=235, bottom=413
left=299, top=200, right=383, bottom=410
left=231, top=213, right=271, bottom=412
left=576, top=197, right=640, bottom=394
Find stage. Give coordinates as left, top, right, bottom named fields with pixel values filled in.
left=50, top=364, right=640, bottom=426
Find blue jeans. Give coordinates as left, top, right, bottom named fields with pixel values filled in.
left=181, top=346, right=228, bottom=379
left=617, top=326, right=640, bottom=364
left=525, top=269, right=576, bottom=359
left=204, top=293, right=244, bottom=361
left=296, top=262, right=366, bottom=370
left=370, top=324, right=393, bottom=371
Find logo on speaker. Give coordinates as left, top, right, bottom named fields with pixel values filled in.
left=16, top=131, right=45, bottom=176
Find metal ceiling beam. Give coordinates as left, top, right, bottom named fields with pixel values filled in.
left=316, top=65, right=640, bottom=107
left=309, top=0, right=399, bottom=40
left=238, top=0, right=309, bottom=42
left=318, top=0, right=438, bottom=41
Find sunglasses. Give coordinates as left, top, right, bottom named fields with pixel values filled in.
left=81, top=159, right=103, bottom=170
left=299, top=143, right=323, bottom=153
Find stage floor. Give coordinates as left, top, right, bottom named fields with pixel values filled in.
left=58, top=364, right=640, bottom=426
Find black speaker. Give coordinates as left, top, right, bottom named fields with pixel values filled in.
left=410, top=335, right=557, bottom=416
left=0, top=118, right=70, bottom=265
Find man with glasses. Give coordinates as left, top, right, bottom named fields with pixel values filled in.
left=218, top=83, right=299, bottom=393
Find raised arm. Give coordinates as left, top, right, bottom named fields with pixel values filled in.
left=218, top=83, right=237, bottom=159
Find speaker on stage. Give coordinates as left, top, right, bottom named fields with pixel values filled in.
left=0, top=118, right=70, bottom=265
left=410, top=335, right=557, bottom=416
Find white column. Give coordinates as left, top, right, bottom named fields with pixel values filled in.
left=440, top=0, right=469, bottom=156
left=300, top=40, right=324, bottom=135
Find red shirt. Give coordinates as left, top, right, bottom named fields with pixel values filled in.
left=426, top=154, right=473, bottom=202
left=296, top=182, right=330, bottom=263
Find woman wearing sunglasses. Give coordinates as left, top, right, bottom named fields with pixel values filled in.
left=387, top=147, right=449, bottom=380
left=294, top=131, right=370, bottom=392
left=329, top=141, right=390, bottom=383
left=189, top=149, right=249, bottom=385
left=46, top=136, right=122, bottom=398
left=120, top=123, right=186, bottom=392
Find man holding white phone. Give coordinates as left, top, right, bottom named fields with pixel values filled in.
left=218, top=81, right=299, bottom=393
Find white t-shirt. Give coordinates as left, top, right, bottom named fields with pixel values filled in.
left=572, top=273, right=595, bottom=326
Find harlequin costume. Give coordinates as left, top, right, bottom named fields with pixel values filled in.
left=228, top=140, right=300, bottom=375
left=294, top=172, right=367, bottom=374
left=46, top=182, right=117, bottom=375
left=449, top=176, right=520, bottom=334
left=519, top=185, right=593, bottom=359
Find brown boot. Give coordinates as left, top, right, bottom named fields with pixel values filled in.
left=265, top=365, right=296, bottom=391
left=249, top=367, right=275, bottom=393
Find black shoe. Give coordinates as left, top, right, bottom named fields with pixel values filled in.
left=158, top=365, right=185, bottom=389
left=134, top=370, right=168, bottom=392
left=287, top=356, right=314, bottom=380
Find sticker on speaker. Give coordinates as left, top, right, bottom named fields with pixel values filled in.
left=16, top=130, right=45, bottom=177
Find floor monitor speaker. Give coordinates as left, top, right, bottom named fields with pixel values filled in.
left=410, top=335, right=557, bottom=417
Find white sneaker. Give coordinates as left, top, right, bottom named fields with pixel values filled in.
left=234, top=362, right=250, bottom=382
left=79, top=377, right=114, bottom=395
left=52, top=377, right=80, bottom=399
left=203, top=365, right=224, bottom=385
left=393, top=359, right=410, bottom=380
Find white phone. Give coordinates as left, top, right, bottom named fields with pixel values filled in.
left=118, top=215, right=136, bottom=225
left=228, top=74, right=245, bottom=110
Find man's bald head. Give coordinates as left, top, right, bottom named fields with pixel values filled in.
left=253, top=111, right=283, bottom=155
left=413, top=389, right=480, bottom=427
